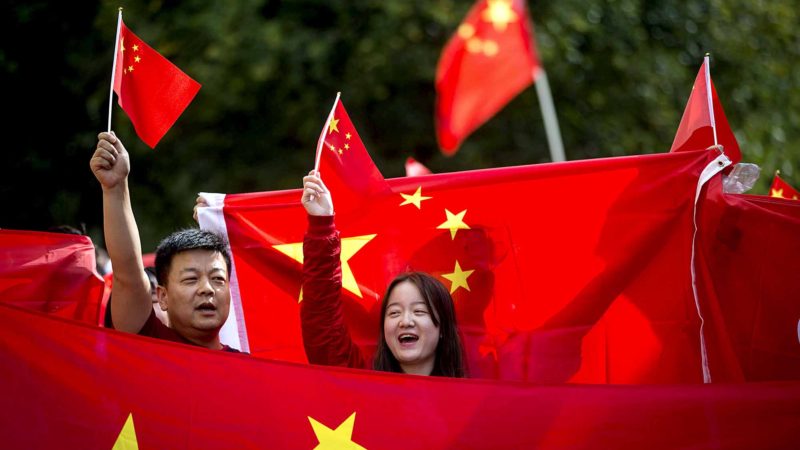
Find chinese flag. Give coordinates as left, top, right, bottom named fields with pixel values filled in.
left=113, top=20, right=200, bottom=148
left=769, top=172, right=799, bottom=200
left=670, top=59, right=741, bottom=163
left=0, top=229, right=105, bottom=325
left=435, top=0, right=541, bottom=155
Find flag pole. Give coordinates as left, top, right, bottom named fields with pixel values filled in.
left=314, top=91, right=341, bottom=174
left=703, top=53, right=718, bottom=147
left=533, top=67, right=566, bottom=162
left=107, top=8, right=123, bottom=133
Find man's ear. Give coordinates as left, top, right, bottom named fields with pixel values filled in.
left=157, top=285, right=168, bottom=311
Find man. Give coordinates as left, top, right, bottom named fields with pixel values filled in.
left=90, top=132, right=237, bottom=352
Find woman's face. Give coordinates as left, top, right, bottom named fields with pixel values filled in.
left=383, top=280, right=440, bottom=376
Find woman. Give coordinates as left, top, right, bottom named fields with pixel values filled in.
left=301, top=171, right=465, bottom=377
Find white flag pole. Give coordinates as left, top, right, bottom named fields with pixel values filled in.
left=313, top=91, right=341, bottom=174
left=107, top=8, right=123, bottom=133
left=703, top=53, right=718, bottom=147
left=533, top=67, right=566, bottom=162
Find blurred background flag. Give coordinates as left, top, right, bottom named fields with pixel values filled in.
left=770, top=171, right=799, bottom=200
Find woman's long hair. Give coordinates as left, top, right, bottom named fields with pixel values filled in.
left=373, top=272, right=465, bottom=378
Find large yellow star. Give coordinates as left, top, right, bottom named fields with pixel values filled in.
left=399, top=186, right=432, bottom=210
left=273, top=234, right=377, bottom=299
left=112, top=413, right=139, bottom=450
left=328, top=117, right=340, bottom=134
left=437, top=209, right=470, bottom=240
left=308, top=412, right=366, bottom=450
left=442, top=261, right=475, bottom=294
left=482, top=0, right=519, bottom=32
left=771, top=188, right=785, bottom=198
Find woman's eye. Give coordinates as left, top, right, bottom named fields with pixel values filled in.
left=387, top=311, right=400, bottom=318
left=414, top=310, right=428, bottom=315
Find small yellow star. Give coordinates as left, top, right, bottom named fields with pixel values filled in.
left=482, top=0, right=519, bottom=32
left=123, top=68, right=128, bottom=74
left=120, top=38, right=125, bottom=53
left=328, top=117, right=340, bottom=134
left=345, top=132, right=352, bottom=140
left=442, top=261, right=475, bottom=294
left=273, top=234, right=377, bottom=299
left=771, top=188, right=785, bottom=198
left=328, top=143, right=335, bottom=151
left=308, top=412, right=366, bottom=450
left=437, top=208, right=470, bottom=240
left=128, top=65, right=134, bottom=72
left=344, top=143, right=350, bottom=150
left=112, top=413, right=139, bottom=450
left=132, top=44, right=139, bottom=52
left=399, top=186, right=432, bottom=210
left=338, top=148, right=343, bottom=155
left=134, top=55, right=141, bottom=63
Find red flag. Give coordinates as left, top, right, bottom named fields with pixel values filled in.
left=670, top=59, right=741, bottom=163
left=113, top=20, right=200, bottom=148
left=405, top=157, right=432, bottom=177
left=769, top=172, right=799, bottom=200
left=0, top=229, right=105, bottom=325
left=435, top=0, right=541, bottom=155
left=2, top=304, right=799, bottom=449
left=316, top=98, right=392, bottom=212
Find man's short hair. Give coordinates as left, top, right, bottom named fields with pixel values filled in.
left=154, top=229, right=232, bottom=286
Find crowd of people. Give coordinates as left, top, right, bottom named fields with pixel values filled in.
left=90, top=131, right=466, bottom=377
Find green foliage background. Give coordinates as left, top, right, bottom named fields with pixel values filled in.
left=1, top=0, right=798, bottom=250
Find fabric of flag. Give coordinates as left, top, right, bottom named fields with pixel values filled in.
left=670, top=60, right=742, bottom=163
left=0, top=229, right=105, bottom=325
left=435, top=0, right=541, bottom=155
left=213, top=148, right=755, bottom=383
left=769, top=173, right=799, bottom=200
left=1, top=304, right=798, bottom=449
left=113, top=20, right=201, bottom=148
left=405, top=157, right=432, bottom=177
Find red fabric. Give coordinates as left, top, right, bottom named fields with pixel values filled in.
left=769, top=173, right=799, bottom=200
left=222, top=149, right=741, bottom=383
left=405, top=157, right=432, bottom=177
left=0, top=229, right=104, bottom=325
left=316, top=99, right=392, bottom=213
left=695, top=179, right=800, bottom=381
left=435, top=0, right=540, bottom=155
left=670, top=60, right=741, bottom=163
left=1, top=304, right=799, bottom=449
left=301, top=214, right=369, bottom=369
left=113, top=20, right=200, bottom=148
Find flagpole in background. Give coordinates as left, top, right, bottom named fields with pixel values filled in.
left=703, top=53, right=718, bottom=147
left=107, top=8, right=123, bottom=133
left=533, top=67, right=566, bottom=162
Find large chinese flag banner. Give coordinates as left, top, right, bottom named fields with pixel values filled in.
left=218, top=148, right=729, bottom=383
left=1, top=305, right=798, bottom=449
left=113, top=20, right=201, bottom=148
left=0, top=229, right=104, bottom=325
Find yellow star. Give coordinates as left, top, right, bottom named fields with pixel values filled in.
left=338, top=148, right=343, bottom=155
left=120, top=38, right=125, bottom=53
left=112, top=413, right=139, bottom=450
left=123, top=68, right=128, bottom=74
left=399, top=186, right=432, bottom=210
left=771, top=188, right=785, bottom=198
left=328, top=117, right=340, bottom=134
left=328, top=143, right=335, bottom=151
left=437, top=208, right=470, bottom=240
left=308, top=412, right=366, bottom=450
left=134, top=55, right=141, bottom=63
left=345, top=132, right=352, bottom=140
left=482, top=0, right=519, bottom=32
left=128, top=65, right=134, bottom=72
left=442, top=261, right=474, bottom=294
left=273, top=234, right=377, bottom=299
left=344, top=143, right=350, bottom=150
left=132, top=44, right=139, bottom=52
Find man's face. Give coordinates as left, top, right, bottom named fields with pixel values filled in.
left=157, top=250, right=230, bottom=341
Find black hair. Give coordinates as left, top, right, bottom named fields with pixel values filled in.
left=154, top=229, right=231, bottom=286
left=373, top=272, right=465, bottom=378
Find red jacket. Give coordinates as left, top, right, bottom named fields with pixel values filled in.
left=301, top=215, right=368, bottom=368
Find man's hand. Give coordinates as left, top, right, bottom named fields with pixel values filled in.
left=301, top=171, right=334, bottom=216
left=193, top=196, right=209, bottom=222
left=90, top=131, right=130, bottom=191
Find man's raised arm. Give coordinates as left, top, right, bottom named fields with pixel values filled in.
left=90, top=131, right=151, bottom=333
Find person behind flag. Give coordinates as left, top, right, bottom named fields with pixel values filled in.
left=90, top=132, right=238, bottom=352
left=301, top=171, right=465, bottom=377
